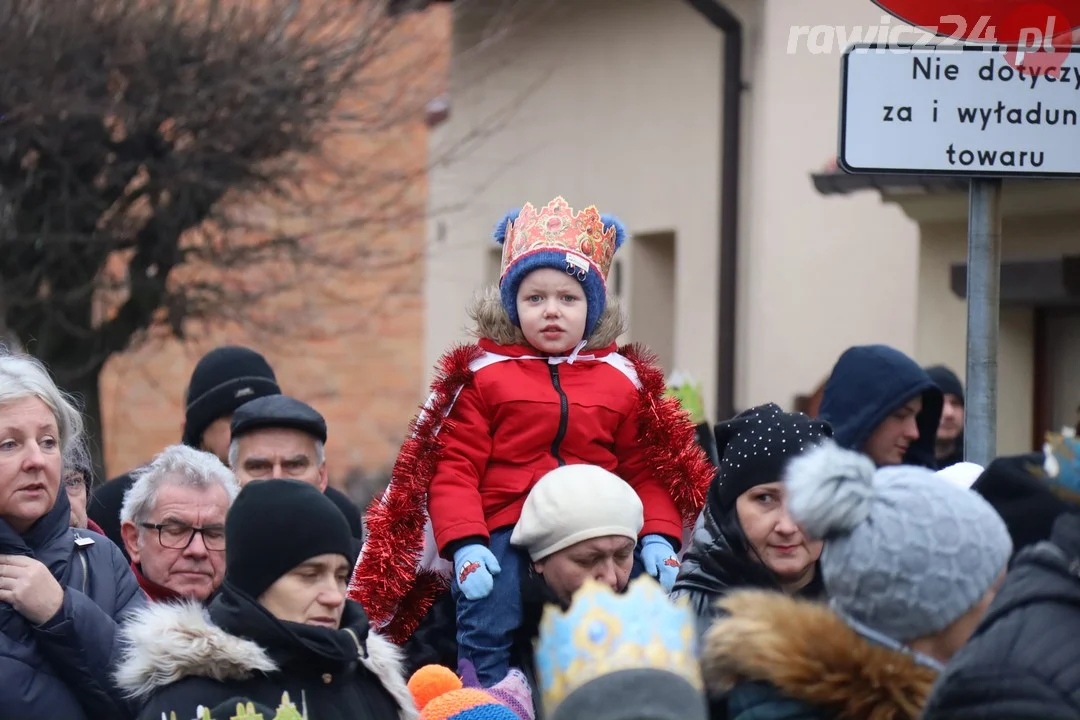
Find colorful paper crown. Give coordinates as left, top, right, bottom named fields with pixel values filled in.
left=176, top=691, right=308, bottom=720
left=496, top=197, right=623, bottom=283
left=1043, top=426, right=1080, bottom=505
left=493, top=197, right=627, bottom=339
left=534, top=575, right=703, bottom=714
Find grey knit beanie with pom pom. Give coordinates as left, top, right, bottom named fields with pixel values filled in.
left=784, top=439, right=1012, bottom=643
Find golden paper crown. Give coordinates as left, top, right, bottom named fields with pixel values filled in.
left=180, top=691, right=308, bottom=720
left=499, top=197, right=620, bottom=283
left=533, top=576, right=703, bottom=713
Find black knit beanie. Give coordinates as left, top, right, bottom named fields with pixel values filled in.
left=971, top=452, right=1070, bottom=556
left=708, top=403, right=833, bottom=515
left=183, top=346, right=281, bottom=448
left=224, top=479, right=355, bottom=599
left=925, top=364, right=965, bottom=404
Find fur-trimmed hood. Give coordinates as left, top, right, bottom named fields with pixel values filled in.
left=114, top=601, right=417, bottom=720
left=467, top=284, right=625, bottom=350
left=702, top=590, right=938, bottom=719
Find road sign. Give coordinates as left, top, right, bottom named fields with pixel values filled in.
left=838, top=44, right=1080, bottom=178
left=868, top=0, right=1080, bottom=47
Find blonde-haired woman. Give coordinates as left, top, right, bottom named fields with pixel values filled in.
left=0, top=351, right=145, bottom=719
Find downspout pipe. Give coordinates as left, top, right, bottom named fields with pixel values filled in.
left=684, top=0, right=743, bottom=425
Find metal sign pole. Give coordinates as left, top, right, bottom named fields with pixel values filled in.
left=963, top=177, right=1003, bottom=467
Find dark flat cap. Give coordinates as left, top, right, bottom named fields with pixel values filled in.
left=230, top=395, right=327, bottom=444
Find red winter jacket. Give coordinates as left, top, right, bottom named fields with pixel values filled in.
left=428, top=337, right=682, bottom=556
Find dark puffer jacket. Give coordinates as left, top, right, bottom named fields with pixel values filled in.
left=115, top=585, right=417, bottom=720
left=1, top=490, right=147, bottom=720
left=672, top=504, right=824, bottom=720
left=921, top=511, right=1080, bottom=719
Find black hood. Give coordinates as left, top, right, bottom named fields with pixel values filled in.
left=818, top=344, right=943, bottom=468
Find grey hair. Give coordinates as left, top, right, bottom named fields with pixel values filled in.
left=120, top=444, right=240, bottom=525
left=0, top=350, right=84, bottom=456
left=227, top=437, right=326, bottom=471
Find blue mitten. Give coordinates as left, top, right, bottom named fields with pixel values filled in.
left=453, top=544, right=501, bottom=600
left=640, top=534, right=680, bottom=592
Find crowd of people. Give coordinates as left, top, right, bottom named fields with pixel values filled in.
left=1, top=195, right=1078, bottom=720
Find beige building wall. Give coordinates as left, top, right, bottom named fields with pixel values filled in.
left=427, top=0, right=925, bottom=423
left=738, top=0, right=922, bottom=412
left=426, top=0, right=727, bottom=415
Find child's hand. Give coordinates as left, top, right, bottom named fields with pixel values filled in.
left=640, top=534, right=680, bottom=592
left=453, top=544, right=501, bottom=600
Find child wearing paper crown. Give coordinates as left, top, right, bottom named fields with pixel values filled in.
left=351, top=197, right=713, bottom=689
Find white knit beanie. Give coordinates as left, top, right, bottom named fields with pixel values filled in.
left=934, top=461, right=985, bottom=489
left=511, top=465, right=644, bottom=561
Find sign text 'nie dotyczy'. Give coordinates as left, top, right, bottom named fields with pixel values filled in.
left=839, top=44, right=1080, bottom=177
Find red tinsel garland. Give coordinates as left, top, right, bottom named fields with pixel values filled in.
left=379, top=570, right=448, bottom=643
left=621, top=343, right=714, bottom=525
left=351, top=342, right=713, bottom=646
left=349, top=344, right=483, bottom=643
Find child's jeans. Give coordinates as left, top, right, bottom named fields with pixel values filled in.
left=452, top=527, right=527, bottom=687
left=453, top=529, right=653, bottom=686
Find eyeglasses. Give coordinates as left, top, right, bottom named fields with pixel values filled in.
left=139, top=522, right=226, bottom=551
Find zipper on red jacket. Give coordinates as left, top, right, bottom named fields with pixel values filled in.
left=548, top=364, right=569, bottom=466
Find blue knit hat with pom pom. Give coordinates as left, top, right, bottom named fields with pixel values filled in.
left=493, top=197, right=627, bottom=340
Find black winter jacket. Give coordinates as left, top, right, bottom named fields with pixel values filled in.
left=922, top=511, right=1080, bottom=719
left=115, top=584, right=417, bottom=720
left=0, top=490, right=147, bottom=720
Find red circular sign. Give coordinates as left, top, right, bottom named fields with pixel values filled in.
left=872, top=0, right=1080, bottom=72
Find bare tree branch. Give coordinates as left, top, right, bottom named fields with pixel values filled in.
left=0, top=0, right=453, bottom=474
left=0, top=0, right=442, bottom=375
left=0, top=0, right=561, bottom=477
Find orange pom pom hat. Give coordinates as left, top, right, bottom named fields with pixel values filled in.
left=408, top=665, right=520, bottom=720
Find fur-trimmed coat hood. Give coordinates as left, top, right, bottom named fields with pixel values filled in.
left=702, top=590, right=938, bottom=720
left=467, top=284, right=626, bottom=350
left=115, top=601, right=417, bottom=720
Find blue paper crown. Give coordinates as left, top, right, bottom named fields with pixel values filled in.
left=534, top=575, right=702, bottom=714
left=1043, top=427, right=1080, bottom=505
